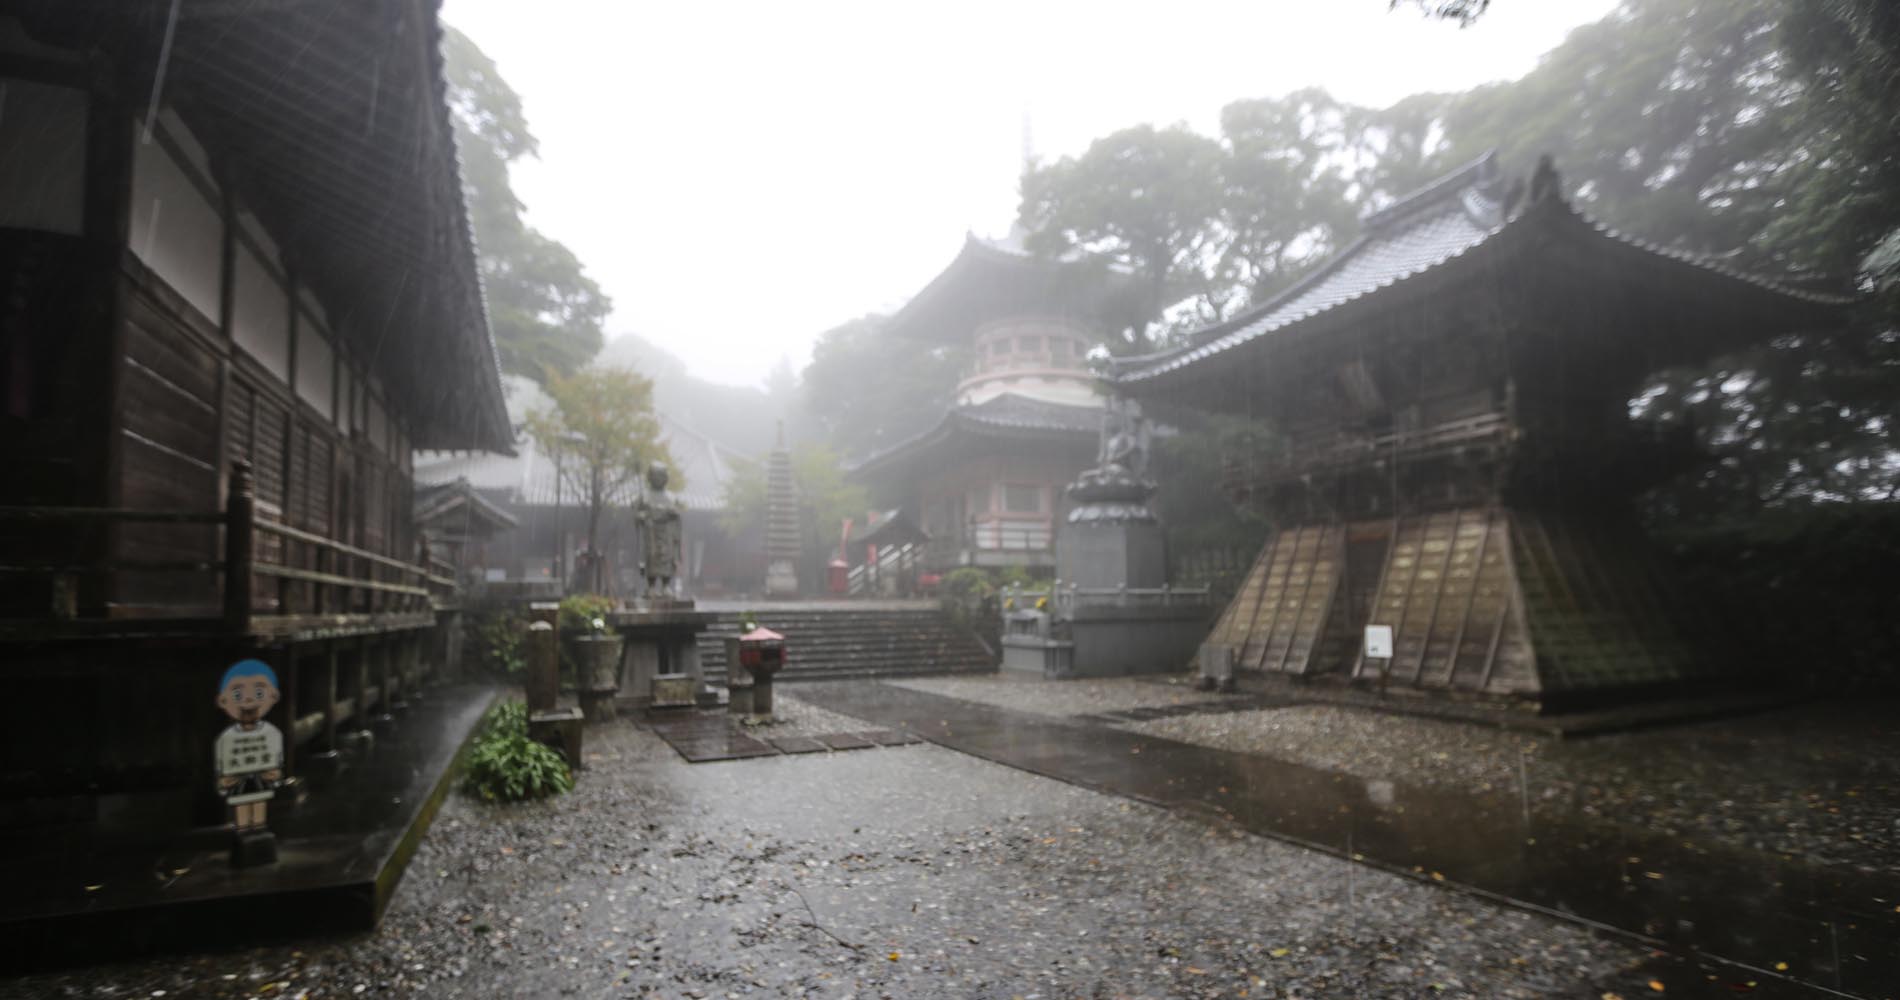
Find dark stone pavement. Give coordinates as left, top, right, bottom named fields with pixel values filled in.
left=6, top=720, right=1648, bottom=999
left=795, top=681, right=1900, bottom=999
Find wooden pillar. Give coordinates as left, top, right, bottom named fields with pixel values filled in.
left=280, top=646, right=298, bottom=775
left=376, top=639, right=399, bottom=717
left=322, top=640, right=339, bottom=749
left=353, top=637, right=372, bottom=730
left=224, top=461, right=255, bottom=632
left=402, top=633, right=422, bottom=698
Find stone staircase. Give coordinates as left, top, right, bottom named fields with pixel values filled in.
left=696, top=604, right=996, bottom=685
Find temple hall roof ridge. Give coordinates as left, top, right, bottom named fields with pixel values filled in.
left=1110, top=151, right=1854, bottom=388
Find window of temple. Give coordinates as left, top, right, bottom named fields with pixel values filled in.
left=335, top=366, right=353, bottom=432
left=232, top=239, right=290, bottom=381
left=0, top=77, right=86, bottom=235
left=367, top=394, right=389, bottom=456
left=1002, top=483, right=1043, bottom=514
left=295, top=324, right=335, bottom=420
left=129, top=120, right=224, bottom=323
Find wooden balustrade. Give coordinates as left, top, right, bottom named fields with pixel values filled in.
left=0, top=460, right=458, bottom=631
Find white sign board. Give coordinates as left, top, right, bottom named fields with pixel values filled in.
left=1363, top=625, right=1395, bottom=660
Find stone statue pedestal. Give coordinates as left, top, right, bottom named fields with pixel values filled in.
left=611, top=602, right=717, bottom=711
left=1057, top=470, right=1168, bottom=590
left=1045, top=413, right=1215, bottom=677
left=764, top=559, right=799, bottom=598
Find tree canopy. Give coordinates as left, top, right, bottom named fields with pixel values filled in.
left=800, top=315, right=964, bottom=460
left=1014, top=0, right=1900, bottom=513
left=443, top=27, right=611, bottom=384
left=524, top=367, right=672, bottom=592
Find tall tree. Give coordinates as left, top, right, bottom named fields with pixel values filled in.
left=524, top=368, right=671, bottom=593
left=1019, top=125, right=1229, bottom=345
left=1019, top=0, right=1900, bottom=510
left=1398, top=0, right=1897, bottom=512
left=443, top=27, right=610, bottom=383
left=800, top=315, right=964, bottom=459
left=1217, top=89, right=1364, bottom=304
left=1394, top=0, right=1491, bottom=24
left=1019, top=100, right=1376, bottom=341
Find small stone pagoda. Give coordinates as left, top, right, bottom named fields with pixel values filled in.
left=764, top=427, right=801, bottom=597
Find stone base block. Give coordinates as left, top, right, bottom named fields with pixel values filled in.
left=579, top=690, right=618, bottom=722
left=1067, top=602, right=1213, bottom=677
left=230, top=830, right=278, bottom=868
left=652, top=673, right=695, bottom=708
left=529, top=707, right=585, bottom=770
left=1001, top=636, right=1075, bottom=678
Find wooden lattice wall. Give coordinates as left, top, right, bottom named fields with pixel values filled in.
left=1208, top=507, right=1704, bottom=701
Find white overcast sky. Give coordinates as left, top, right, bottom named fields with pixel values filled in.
left=442, top=0, right=1620, bottom=388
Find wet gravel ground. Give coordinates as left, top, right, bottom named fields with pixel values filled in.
left=8, top=723, right=1646, bottom=1000
left=888, top=674, right=1225, bottom=719
left=736, top=693, right=874, bottom=739
left=1121, top=700, right=1900, bottom=877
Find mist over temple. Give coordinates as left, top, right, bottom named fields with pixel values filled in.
left=1, top=1, right=1897, bottom=997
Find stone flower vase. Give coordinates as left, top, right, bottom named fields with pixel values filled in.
left=572, top=631, right=625, bottom=722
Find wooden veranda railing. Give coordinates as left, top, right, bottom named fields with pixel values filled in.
left=0, top=461, right=456, bottom=632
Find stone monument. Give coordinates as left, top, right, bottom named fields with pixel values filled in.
left=616, top=460, right=717, bottom=710
left=1008, top=396, right=1213, bottom=678
left=638, top=461, right=685, bottom=601
left=1060, top=397, right=1167, bottom=590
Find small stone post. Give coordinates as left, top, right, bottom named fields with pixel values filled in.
left=525, top=621, right=558, bottom=714
left=725, top=635, right=753, bottom=716
left=526, top=619, right=584, bottom=770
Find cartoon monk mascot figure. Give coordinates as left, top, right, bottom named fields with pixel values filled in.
left=215, top=659, right=285, bottom=863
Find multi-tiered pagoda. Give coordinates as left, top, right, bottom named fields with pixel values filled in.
left=849, top=231, right=1146, bottom=575
left=1111, top=153, right=1849, bottom=706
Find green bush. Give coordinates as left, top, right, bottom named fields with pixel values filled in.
left=475, top=613, right=527, bottom=675
left=1663, top=503, right=1900, bottom=692
left=558, top=593, right=615, bottom=635
left=462, top=700, right=573, bottom=803
left=940, top=567, right=994, bottom=604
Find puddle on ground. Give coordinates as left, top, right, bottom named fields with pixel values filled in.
left=799, top=682, right=1900, bottom=998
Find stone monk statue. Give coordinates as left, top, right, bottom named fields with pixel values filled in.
left=638, top=461, right=683, bottom=598
left=1094, top=397, right=1151, bottom=481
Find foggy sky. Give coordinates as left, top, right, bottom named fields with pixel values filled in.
left=442, top=0, right=1620, bottom=388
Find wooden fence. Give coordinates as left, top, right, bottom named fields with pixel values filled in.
left=0, top=461, right=454, bottom=631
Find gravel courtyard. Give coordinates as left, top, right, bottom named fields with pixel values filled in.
left=887, top=674, right=1900, bottom=878
left=1119, top=699, right=1900, bottom=877
left=887, top=673, right=1226, bottom=719
left=7, top=699, right=1647, bottom=1000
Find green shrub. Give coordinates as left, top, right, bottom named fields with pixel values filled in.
left=558, top=593, right=615, bottom=634
left=940, top=567, right=994, bottom=603
left=462, top=700, right=572, bottom=802
left=1663, top=504, right=1900, bottom=692
left=480, top=698, right=529, bottom=738
left=475, top=613, right=528, bottom=675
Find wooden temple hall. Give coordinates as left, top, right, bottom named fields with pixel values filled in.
left=0, top=2, right=511, bottom=835
left=1112, top=153, right=1849, bottom=707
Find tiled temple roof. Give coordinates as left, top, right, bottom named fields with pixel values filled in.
left=847, top=392, right=1101, bottom=479
left=1110, top=151, right=1852, bottom=388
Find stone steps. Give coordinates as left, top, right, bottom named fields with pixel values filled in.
left=698, top=607, right=994, bottom=684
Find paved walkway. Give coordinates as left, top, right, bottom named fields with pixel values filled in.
left=797, top=681, right=1900, bottom=998
left=5, top=723, right=1645, bottom=1000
